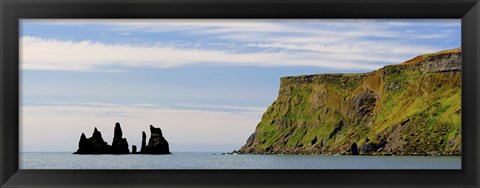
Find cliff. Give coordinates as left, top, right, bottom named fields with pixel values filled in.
left=239, top=48, right=461, bottom=156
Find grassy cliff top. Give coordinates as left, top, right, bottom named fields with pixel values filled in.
left=281, top=47, right=461, bottom=84
left=402, top=47, right=461, bottom=65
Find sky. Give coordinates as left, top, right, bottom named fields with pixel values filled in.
left=19, top=19, right=461, bottom=152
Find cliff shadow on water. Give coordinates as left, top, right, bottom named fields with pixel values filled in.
left=239, top=48, right=462, bottom=156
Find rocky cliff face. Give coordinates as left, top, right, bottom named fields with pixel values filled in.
left=239, top=48, right=461, bottom=156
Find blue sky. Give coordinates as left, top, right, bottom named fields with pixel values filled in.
left=19, top=19, right=461, bottom=152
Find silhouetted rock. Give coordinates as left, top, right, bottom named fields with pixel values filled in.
left=74, top=127, right=112, bottom=154
left=77, top=133, right=90, bottom=152
left=74, top=123, right=171, bottom=155
left=140, top=131, right=146, bottom=153
left=142, top=125, right=171, bottom=154
left=132, top=145, right=137, bottom=154
left=111, top=122, right=130, bottom=154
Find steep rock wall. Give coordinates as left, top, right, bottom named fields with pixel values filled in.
left=239, top=48, right=461, bottom=156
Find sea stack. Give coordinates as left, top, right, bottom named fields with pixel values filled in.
left=74, top=123, right=171, bottom=155
left=142, top=125, right=171, bottom=154
left=111, top=122, right=130, bottom=154
left=132, top=145, right=137, bottom=154
left=74, top=127, right=112, bottom=154
left=140, top=131, right=146, bottom=153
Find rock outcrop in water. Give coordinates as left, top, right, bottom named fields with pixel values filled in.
left=141, top=131, right=147, bottom=152
left=111, top=122, right=130, bottom=154
left=74, top=127, right=112, bottom=154
left=74, top=123, right=170, bottom=154
left=132, top=145, right=138, bottom=154
left=140, top=125, right=171, bottom=154
left=239, top=48, right=462, bottom=156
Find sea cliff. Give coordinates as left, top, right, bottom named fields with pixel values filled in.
left=239, top=48, right=461, bottom=156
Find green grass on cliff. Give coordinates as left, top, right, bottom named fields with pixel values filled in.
left=241, top=49, right=461, bottom=155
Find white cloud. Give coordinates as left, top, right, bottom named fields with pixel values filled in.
left=88, top=19, right=455, bottom=42
left=21, top=19, right=460, bottom=72
left=21, top=36, right=385, bottom=71
left=174, top=104, right=267, bottom=114
left=383, top=19, right=460, bottom=27
left=25, top=19, right=456, bottom=40
left=20, top=103, right=265, bottom=152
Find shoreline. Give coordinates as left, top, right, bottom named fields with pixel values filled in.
left=225, top=151, right=461, bottom=157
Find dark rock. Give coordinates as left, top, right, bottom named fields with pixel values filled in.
left=350, top=143, right=359, bottom=155
left=352, top=88, right=377, bottom=117
left=329, top=121, right=344, bottom=139
left=142, top=125, right=171, bottom=154
left=74, top=123, right=171, bottom=155
left=311, top=137, right=318, bottom=145
left=241, top=132, right=258, bottom=150
left=140, top=131, right=146, bottom=153
left=77, top=133, right=91, bottom=153
left=360, top=140, right=387, bottom=154
left=111, top=122, right=130, bottom=154
left=132, top=145, right=137, bottom=154
left=421, top=51, right=461, bottom=72
left=74, top=127, right=112, bottom=154
left=386, top=81, right=402, bottom=90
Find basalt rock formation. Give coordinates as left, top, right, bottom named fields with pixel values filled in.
left=141, top=131, right=147, bottom=152
left=140, top=125, right=171, bottom=154
left=74, top=123, right=171, bottom=154
left=239, top=48, right=462, bottom=156
left=111, top=122, right=130, bottom=154
left=74, top=123, right=130, bottom=154
left=74, top=127, right=112, bottom=154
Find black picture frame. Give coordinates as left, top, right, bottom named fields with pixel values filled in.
left=1, top=0, right=479, bottom=187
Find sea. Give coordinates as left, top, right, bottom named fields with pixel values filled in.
left=20, top=152, right=461, bottom=169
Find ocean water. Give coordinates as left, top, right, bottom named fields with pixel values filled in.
left=20, top=152, right=461, bottom=169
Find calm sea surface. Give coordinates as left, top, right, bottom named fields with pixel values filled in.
left=20, top=152, right=461, bottom=169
